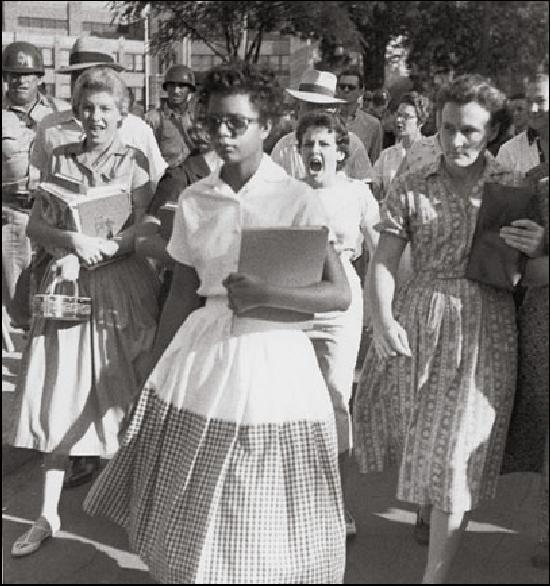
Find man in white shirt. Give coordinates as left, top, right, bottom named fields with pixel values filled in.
left=271, top=70, right=372, bottom=181
left=497, top=74, right=549, bottom=173
left=30, top=36, right=167, bottom=191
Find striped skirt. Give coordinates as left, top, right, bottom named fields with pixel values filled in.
left=84, top=298, right=345, bottom=584
left=353, top=277, right=517, bottom=513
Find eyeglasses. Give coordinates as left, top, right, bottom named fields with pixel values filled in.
left=338, top=84, right=358, bottom=91
left=396, top=112, right=417, bottom=120
left=201, top=114, right=261, bottom=136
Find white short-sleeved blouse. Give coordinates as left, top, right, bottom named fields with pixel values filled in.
left=313, top=178, right=378, bottom=258
left=167, top=154, right=331, bottom=297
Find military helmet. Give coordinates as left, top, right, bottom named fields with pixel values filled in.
left=163, top=65, right=195, bottom=91
left=2, top=41, right=45, bottom=75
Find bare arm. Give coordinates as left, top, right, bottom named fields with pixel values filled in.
left=140, top=262, right=201, bottom=380
left=224, top=244, right=351, bottom=315
left=368, top=233, right=411, bottom=358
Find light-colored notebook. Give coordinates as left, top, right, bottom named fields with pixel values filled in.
left=235, top=226, right=328, bottom=325
left=38, top=180, right=131, bottom=239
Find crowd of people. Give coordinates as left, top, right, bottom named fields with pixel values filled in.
left=2, top=33, right=548, bottom=585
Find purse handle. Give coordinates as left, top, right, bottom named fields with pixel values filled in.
left=47, top=272, right=79, bottom=298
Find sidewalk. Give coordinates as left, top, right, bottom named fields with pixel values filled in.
left=3, top=342, right=549, bottom=584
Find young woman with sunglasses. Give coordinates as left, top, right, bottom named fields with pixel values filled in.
left=84, top=61, right=350, bottom=584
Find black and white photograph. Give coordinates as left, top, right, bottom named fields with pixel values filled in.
left=2, top=1, right=549, bottom=583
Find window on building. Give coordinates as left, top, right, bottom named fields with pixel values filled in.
left=82, top=21, right=118, bottom=36
left=18, top=17, right=68, bottom=32
left=41, top=82, right=55, bottom=97
left=132, top=86, right=145, bottom=105
left=125, top=53, right=145, bottom=72
left=41, top=48, right=54, bottom=68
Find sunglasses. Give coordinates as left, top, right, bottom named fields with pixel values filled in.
left=201, top=114, right=261, bottom=136
left=338, top=84, right=358, bottom=91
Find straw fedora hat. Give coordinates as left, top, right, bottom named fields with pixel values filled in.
left=56, top=36, right=125, bottom=74
left=286, top=70, right=345, bottom=104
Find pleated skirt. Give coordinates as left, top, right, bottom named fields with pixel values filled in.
left=84, top=298, right=345, bottom=584
left=11, top=255, right=160, bottom=457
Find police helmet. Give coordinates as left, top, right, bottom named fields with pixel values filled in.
left=163, top=65, right=195, bottom=91
left=2, top=41, right=45, bottom=75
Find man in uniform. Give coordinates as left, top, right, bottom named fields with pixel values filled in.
left=2, top=41, right=70, bottom=331
left=145, top=64, right=197, bottom=168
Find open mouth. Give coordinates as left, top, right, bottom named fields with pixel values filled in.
left=308, top=157, right=323, bottom=172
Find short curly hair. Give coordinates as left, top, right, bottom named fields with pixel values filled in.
left=72, top=66, right=129, bottom=119
left=199, top=60, right=283, bottom=124
left=398, top=91, right=432, bottom=126
left=436, top=74, right=506, bottom=127
left=295, top=111, right=350, bottom=172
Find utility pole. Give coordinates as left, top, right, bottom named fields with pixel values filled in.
left=238, top=13, right=248, bottom=60
left=143, top=4, right=150, bottom=110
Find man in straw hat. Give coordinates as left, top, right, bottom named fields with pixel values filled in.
left=2, top=41, right=71, bottom=332
left=271, top=69, right=372, bottom=180
left=30, top=36, right=167, bottom=191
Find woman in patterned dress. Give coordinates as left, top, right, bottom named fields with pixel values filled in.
left=84, top=62, right=350, bottom=584
left=10, top=67, right=159, bottom=556
left=353, top=74, right=544, bottom=583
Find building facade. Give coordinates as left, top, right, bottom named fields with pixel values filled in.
left=2, top=0, right=319, bottom=109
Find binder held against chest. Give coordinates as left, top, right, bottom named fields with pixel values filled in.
left=235, top=226, right=329, bottom=326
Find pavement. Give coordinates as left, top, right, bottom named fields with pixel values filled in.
left=3, top=335, right=549, bottom=584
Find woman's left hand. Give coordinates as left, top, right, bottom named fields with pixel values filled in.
left=500, top=219, right=545, bottom=258
left=222, top=272, right=267, bottom=314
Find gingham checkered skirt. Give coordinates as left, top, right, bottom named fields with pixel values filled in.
left=84, top=301, right=346, bottom=583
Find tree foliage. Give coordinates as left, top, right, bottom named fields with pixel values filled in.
left=406, top=1, right=549, bottom=82
left=110, top=1, right=357, bottom=62
left=111, top=1, right=548, bottom=88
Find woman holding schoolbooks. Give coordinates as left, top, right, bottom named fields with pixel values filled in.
left=296, top=111, right=379, bottom=537
left=10, top=67, right=159, bottom=557
left=353, top=74, right=545, bottom=583
left=84, top=62, right=350, bottom=583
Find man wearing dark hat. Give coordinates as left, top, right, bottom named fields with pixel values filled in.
left=145, top=64, right=197, bottom=168
left=2, top=41, right=70, bottom=331
left=30, top=36, right=167, bottom=191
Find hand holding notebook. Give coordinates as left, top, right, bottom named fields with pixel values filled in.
left=466, top=182, right=537, bottom=291
left=228, top=226, right=329, bottom=326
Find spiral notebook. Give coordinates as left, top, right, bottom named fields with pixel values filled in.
left=234, top=226, right=329, bottom=326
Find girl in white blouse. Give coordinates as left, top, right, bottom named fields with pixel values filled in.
left=84, top=62, right=350, bottom=584
left=297, top=111, right=380, bottom=536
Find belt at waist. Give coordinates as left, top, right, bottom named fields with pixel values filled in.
left=204, top=296, right=313, bottom=333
